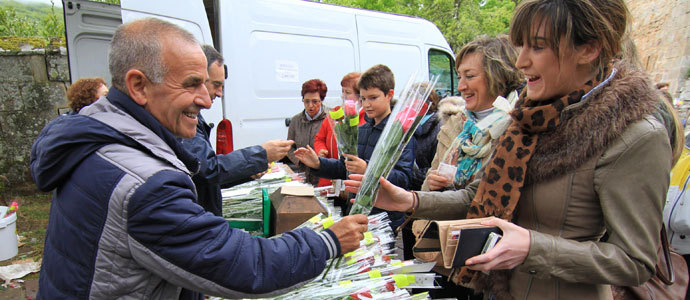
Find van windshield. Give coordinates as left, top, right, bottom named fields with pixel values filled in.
left=429, top=49, right=457, bottom=98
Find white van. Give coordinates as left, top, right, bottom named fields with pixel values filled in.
left=63, top=0, right=457, bottom=151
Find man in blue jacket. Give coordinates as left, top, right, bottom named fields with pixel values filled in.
left=30, top=18, right=368, bottom=299
left=179, top=45, right=294, bottom=216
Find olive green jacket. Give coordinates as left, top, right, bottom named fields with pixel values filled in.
left=413, top=64, right=671, bottom=300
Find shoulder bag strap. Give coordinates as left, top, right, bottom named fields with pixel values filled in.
left=657, top=223, right=675, bottom=285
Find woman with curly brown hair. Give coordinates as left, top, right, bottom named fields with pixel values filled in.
left=66, top=77, right=108, bottom=113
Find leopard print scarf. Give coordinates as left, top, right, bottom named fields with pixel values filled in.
left=452, top=65, right=611, bottom=298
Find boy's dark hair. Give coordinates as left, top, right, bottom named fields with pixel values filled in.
left=358, top=64, right=395, bottom=95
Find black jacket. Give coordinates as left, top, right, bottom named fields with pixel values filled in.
left=179, top=115, right=269, bottom=216
left=410, top=112, right=441, bottom=190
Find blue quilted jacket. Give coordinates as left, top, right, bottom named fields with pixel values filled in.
left=30, top=88, right=339, bottom=299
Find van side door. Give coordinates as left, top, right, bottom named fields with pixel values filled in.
left=62, top=0, right=121, bottom=85
left=217, top=0, right=359, bottom=150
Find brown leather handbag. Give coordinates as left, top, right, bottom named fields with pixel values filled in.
left=613, top=225, right=689, bottom=300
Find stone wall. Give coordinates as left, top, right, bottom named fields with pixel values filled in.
left=626, top=0, right=690, bottom=100
left=0, top=49, right=70, bottom=186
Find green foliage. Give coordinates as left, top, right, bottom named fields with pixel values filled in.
left=0, top=0, right=64, bottom=43
left=319, top=0, right=517, bottom=52
left=0, top=6, right=41, bottom=37
left=39, top=2, right=65, bottom=39
left=91, top=0, right=121, bottom=4
left=0, top=0, right=120, bottom=45
left=0, top=36, right=48, bottom=51
left=0, top=175, right=7, bottom=196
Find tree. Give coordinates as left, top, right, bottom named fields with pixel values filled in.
left=39, top=1, right=65, bottom=39
left=0, top=7, right=40, bottom=37
left=0, top=0, right=64, bottom=41
left=318, top=0, right=516, bottom=52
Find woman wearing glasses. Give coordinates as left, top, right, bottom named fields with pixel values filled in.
left=287, top=78, right=329, bottom=185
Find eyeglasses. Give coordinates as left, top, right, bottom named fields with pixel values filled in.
left=302, top=99, right=322, bottom=106
left=341, top=93, right=360, bottom=101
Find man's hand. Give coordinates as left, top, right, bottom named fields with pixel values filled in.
left=344, top=174, right=415, bottom=213
left=317, top=149, right=329, bottom=157
left=328, top=214, right=369, bottom=254
left=262, top=140, right=294, bottom=162
left=250, top=169, right=268, bottom=180
left=294, top=145, right=320, bottom=169
left=426, top=170, right=453, bottom=191
left=343, top=154, right=367, bottom=174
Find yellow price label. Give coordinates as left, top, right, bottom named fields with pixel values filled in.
left=392, top=262, right=404, bottom=267
left=364, top=238, right=375, bottom=245
left=329, top=108, right=344, bottom=119
left=339, top=280, right=352, bottom=286
left=346, top=258, right=357, bottom=265
left=393, top=274, right=409, bottom=288
left=368, top=270, right=381, bottom=279
left=322, top=217, right=334, bottom=229
left=308, top=215, right=321, bottom=224
left=345, top=250, right=365, bottom=257
left=363, top=232, right=373, bottom=239
left=349, top=116, right=359, bottom=127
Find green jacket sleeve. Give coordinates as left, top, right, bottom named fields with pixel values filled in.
left=518, top=117, right=671, bottom=286
left=415, top=179, right=479, bottom=220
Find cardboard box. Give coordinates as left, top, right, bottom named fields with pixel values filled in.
left=270, top=185, right=327, bottom=235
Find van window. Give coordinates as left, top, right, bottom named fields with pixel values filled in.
left=428, top=49, right=457, bottom=98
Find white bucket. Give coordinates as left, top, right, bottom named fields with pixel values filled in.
left=0, top=206, right=18, bottom=261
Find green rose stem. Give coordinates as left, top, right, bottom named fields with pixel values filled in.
left=349, top=105, right=427, bottom=215
left=330, top=106, right=359, bottom=158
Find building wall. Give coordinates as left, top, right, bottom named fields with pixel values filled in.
left=626, top=0, right=690, bottom=100
left=0, top=49, right=69, bottom=186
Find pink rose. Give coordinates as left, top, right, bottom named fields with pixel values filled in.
left=344, top=100, right=358, bottom=116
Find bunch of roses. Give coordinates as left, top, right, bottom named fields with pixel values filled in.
left=349, top=75, right=439, bottom=215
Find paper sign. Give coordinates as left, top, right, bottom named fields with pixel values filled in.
left=275, top=60, right=299, bottom=82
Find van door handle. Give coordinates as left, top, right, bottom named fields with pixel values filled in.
left=285, top=118, right=291, bottom=127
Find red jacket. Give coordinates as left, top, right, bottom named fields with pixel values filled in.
left=312, top=110, right=366, bottom=187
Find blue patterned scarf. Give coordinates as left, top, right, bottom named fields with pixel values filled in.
left=446, top=92, right=517, bottom=187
